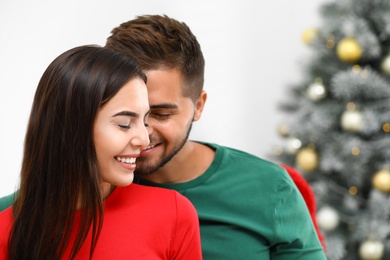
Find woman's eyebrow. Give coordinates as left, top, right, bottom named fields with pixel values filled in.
left=112, top=111, right=138, bottom=118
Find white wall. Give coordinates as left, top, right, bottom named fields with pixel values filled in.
left=0, top=0, right=327, bottom=197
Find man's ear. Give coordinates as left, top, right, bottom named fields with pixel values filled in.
left=193, top=90, right=207, bottom=122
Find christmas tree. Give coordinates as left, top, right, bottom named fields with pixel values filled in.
left=273, top=0, right=390, bottom=259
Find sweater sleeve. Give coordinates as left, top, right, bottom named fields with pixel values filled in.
left=270, top=172, right=326, bottom=260
left=170, top=192, right=202, bottom=260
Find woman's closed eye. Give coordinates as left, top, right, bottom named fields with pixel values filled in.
left=118, top=123, right=131, bottom=130
left=117, top=118, right=131, bottom=130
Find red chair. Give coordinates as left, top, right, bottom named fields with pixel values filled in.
left=280, top=164, right=326, bottom=251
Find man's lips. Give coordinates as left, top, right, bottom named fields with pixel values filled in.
left=141, top=144, right=157, bottom=155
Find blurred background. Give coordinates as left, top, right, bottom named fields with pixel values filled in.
left=0, top=0, right=327, bottom=197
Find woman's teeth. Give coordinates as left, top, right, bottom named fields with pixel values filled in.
left=116, top=157, right=136, bottom=164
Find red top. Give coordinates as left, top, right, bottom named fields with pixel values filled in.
left=0, top=184, right=202, bottom=259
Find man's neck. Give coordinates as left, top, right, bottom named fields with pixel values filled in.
left=143, top=141, right=215, bottom=184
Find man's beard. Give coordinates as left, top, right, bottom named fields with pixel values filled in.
left=135, top=121, right=193, bottom=176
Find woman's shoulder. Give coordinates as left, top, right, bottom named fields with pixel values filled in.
left=133, top=184, right=194, bottom=207
left=129, top=183, right=179, bottom=198
left=118, top=184, right=196, bottom=213
left=0, top=207, right=13, bottom=251
left=0, top=206, right=13, bottom=226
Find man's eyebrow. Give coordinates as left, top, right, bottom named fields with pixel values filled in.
left=150, top=103, right=178, bottom=109
left=112, top=111, right=138, bottom=117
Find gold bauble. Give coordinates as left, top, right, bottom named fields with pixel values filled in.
left=372, top=169, right=390, bottom=193
left=383, top=123, right=390, bottom=133
left=336, top=37, right=362, bottom=63
left=301, top=28, right=317, bottom=45
left=277, top=124, right=289, bottom=137
left=296, top=147, right=319, bottom=172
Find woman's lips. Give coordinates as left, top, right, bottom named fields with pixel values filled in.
left=115, top=155, right=139, bottom=171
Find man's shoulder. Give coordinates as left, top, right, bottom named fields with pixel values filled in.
left=198, top=141, right=287, bottom=176
left=212, top=142, right=281, bottom=164
left=198, top=141, right=265, bottom=158
left=0, top=192, right=17, bottom=212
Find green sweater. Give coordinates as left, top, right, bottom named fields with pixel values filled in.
left=0, top=193, right=16, bottom=212
left=135, top=142, right=326, bottom=259
left=0, top=142, right=326, bottom=259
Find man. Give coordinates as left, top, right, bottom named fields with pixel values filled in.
left=1, top=15, right=326, bottom=259
left=106, top=15, right=326, bottom=259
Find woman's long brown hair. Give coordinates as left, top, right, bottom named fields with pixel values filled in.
left=7, top=45, right=146, bottom=259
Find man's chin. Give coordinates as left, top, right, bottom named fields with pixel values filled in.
left=134, top=162, right=160, bottom=176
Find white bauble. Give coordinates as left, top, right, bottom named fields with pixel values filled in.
left=359, top=239, right=384, bottom=260
left=307, top=82, right=326, bottom=101
left=340, top=110, right=364, bottom=132
left=285, top=137, right=302, bottom=154
left=381, top=54, right=390, bottom=75
left=317, top=206, right=340, bottom=231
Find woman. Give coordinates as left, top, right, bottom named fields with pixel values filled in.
left=0, top=46, right=202, bottom=259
